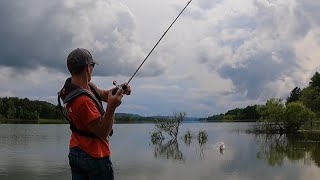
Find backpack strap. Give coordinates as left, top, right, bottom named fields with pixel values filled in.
left=58, top=80, right=105, bottom=138
left=58, top=78, right=114, bottom=138
left=58, top=91, right=98, bottom=138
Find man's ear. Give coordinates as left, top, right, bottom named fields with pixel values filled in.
left=85, top=65, right=90, bottom=73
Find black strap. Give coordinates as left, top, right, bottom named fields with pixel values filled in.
left=58, top=93, right=98, bottom=138
left=57, top=79, right=114, bottom=138
left=63, top=87, right=105, bottom=115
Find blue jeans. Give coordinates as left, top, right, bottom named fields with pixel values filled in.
left=68, top=147, right=114, bottom=180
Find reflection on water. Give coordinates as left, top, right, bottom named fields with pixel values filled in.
left=150, top=129, right=210, bottom=161
left=1, top=123, right=320, bottom=180
left=254, top=133, right=320, bottom=167
left=153, top=139, right=184, bottom=161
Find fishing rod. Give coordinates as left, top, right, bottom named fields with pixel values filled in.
left=112, top=0, right=193, bottom=95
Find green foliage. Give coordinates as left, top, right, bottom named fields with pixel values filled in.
left=155, top=112, right=186, bottom=139
left=222, top=114, right=236, bottom=121
left=183, top=129, right=193, bottom=146
left=205, top=113, right=224, bottom=121
left=299, top=86, right=320, bottom=116
left=257, top=99, right=316, bottom=134
left=283, top=102, right=316, bottom=133
left=258, top=98, right=285, bottom=124
left=114, top=113, right=157, bottom=123
left=0, top=97, right=63, bottom=122
left=197, top=130, right=208, bottom=145
left=309, top=72, right=320, bottom=88
left=286, top=87, right=301, bottom=104
left=151, top=131, right=164, bottom=144
left=203, top=105, right=261, bottom=122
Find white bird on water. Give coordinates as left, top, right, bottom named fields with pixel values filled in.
left=219, top=142, right=226, bottom=151
left=216, top=142, right=226, bottom=154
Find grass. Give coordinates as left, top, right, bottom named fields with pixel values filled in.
left=0, top=118, right=66, bottom=124
left=38, top=119, right=66, bottom=124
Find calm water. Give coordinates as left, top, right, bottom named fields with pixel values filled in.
left=0, top=123, right=320, bottom=180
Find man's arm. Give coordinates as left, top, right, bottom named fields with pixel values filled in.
left=87, top=88, right=123, bottom=139
left=89, top=82, right=131, bottom=103
left=89, top=82, right=110, bottom=102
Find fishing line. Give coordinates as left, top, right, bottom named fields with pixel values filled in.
left=112, top=0, right=193, bottom=94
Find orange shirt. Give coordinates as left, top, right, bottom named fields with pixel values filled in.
left=66, top=94, right=111, bottom=158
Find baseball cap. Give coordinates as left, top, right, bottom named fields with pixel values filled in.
left=67, top=48, right=98, bottom=71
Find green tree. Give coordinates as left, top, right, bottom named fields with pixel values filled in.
left=6, top=99, right=16, bottom=119
left=258, top=98, right=285, bottom=132
left=299, top=86, right=320, bottom=117
left=16, top=106, right=23, bottom=119
left=257, top=99, right=316, bottom=133
left=222, top=114, right=236, bottom=121
left=0, top=99, right=3, bottom=119
left=6, top=107, right=16, bottom=119
left=154, top=112, right=186, bottom=140
left=309, top=72, right=320, bottom=88
left=283, top=102, right=316, bottom=133
left=286, top=87, right=301, bottom=104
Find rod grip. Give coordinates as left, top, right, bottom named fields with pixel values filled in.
left=112, top=84, right=128, bottom=95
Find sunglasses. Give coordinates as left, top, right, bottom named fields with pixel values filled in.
left=89, top=63, right=95, bottom=68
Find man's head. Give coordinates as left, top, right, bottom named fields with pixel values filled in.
left=67, top=48, right=97, bottom=75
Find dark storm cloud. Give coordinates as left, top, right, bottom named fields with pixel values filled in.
left=218, top=48, right=298, bottom=99
left=297, top=0, right=320, bottom=26
left=196, top=0, right=320, bottom=100
left=0, top=0, right=165, bottom=77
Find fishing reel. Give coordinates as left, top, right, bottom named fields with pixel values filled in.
left=112, top=80, right=128, bottom=95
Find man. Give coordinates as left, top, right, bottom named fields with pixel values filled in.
left=58, top=48, right=131, bottom=180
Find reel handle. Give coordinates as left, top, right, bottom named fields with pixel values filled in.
left=112, top=84, right=128, bottom=95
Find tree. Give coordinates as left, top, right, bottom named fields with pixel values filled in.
left=286, top=87, right=301, bottom=104
left=299, top=86, right=320, bottom=117
left=257, top=98, right=316, bottom=134
left=154, top=112, right=186, bottom=140
left=258, top=98, right=286, bottom=132
left=6, top=99, right=16, bottom=119
left=309, top=72, right=320, bottom=88
left=16, top=106, right=23, bottom=119
left=283, top=102, right=315, bottom=133
left=6, top=107, right=16, bottom=119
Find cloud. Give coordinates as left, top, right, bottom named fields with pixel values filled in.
left=193, top=0, right=320, bottom=100
left=1, top=0, right=320, bottom=117
left=0, top=0, right=165, bottom=77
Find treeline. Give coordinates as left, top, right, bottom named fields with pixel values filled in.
left=253, top=71, right=320, bottom=133
left=0, top=97, right=62, bottom=123
left=0, top=97, right=159, bottom=124
left=203, top=71, right=320, bottom=133
left=202, top=72, right=320, bottom=123
left=114, top=113, right=159, bottom=123
left=200, top=105, right=261, bottom=122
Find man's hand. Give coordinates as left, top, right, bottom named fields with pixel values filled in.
left=107, top=88, right=123, bottom=110
left=121, top=83, right=132, bottom=95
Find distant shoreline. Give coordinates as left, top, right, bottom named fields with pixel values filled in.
left=0, top=118, right=257, bottom=124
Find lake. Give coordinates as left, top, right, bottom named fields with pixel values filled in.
left=0, top=123, right=320, bottom=180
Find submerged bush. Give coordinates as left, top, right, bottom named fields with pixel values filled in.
left=257, top=99, right=316, bottom=134
left=283, top=102, right=315, bottom=133
left=183, top=129, right=193, bottom=145
left=154, top=112, right=186, bottom=140
left=151, top=131, right=164, bottom=145
left=197, top=130, right=208, bottom=145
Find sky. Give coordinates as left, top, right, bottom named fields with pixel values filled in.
left=0, top=0, right=320, bottom=118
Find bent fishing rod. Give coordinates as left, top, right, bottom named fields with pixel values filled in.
left=112, top=0, right=193, bottom=95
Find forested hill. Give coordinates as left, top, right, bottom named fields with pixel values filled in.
left=199, top=105, right=261, bottom=122
left=201, top=71, right=320, bottom=123
left=0, top=97, right=196, bottom=124
left=0, top=97, right=62, bottom=122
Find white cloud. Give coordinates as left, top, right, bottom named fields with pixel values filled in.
left=0, top=0, right=320, bottom=117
